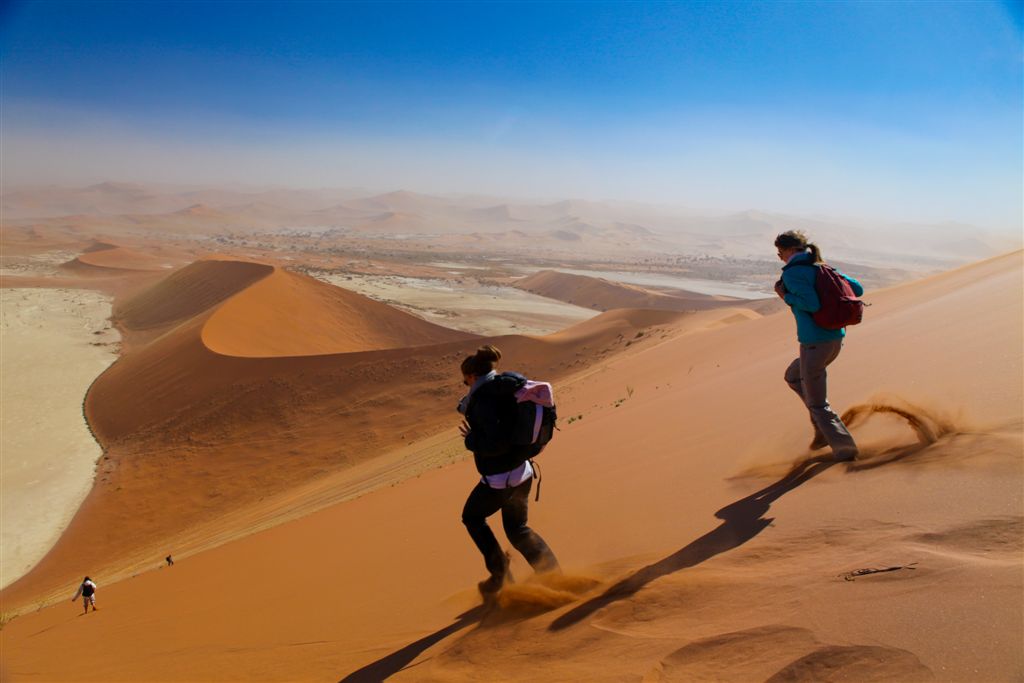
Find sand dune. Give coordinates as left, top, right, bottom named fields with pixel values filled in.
left=61, top=242, right=175, bottom=274
left=113, top=258, right=275, bottom=332
left=1, top=251, right=1020, bottom=682
left=0, top=256, right=690, bottom=614
left=516, top=269, right=736, bottom=311
left=515, top=269, right=785, bottom=316
left=201, top=266, right=478, bottom=356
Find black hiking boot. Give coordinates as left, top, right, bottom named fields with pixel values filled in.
left=809, top=430, right=828, bottom=451
left=478, top=552, right=513, bottom=597
left=833, top=448, right=858, bottom=462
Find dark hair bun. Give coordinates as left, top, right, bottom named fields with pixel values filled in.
left=774, top=229, right=809, bottom=249
left=475, top=345, right=501, bottom=363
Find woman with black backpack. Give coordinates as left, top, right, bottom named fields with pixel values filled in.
left=457, top=345, right=559, bottom=596
left=774, top=230, right=864, bottom=461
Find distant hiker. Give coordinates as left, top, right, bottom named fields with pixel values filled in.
left=774, top=230, right=864, bottom=461
left=457, top=345, right=560, bottom=596
left=72, top=576, right=98, bottom=614
left=165, top=555, right=174, bottom=567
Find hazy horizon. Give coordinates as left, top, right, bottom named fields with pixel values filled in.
left=2, top=1, right=1021, bottom=233
left=4, top=178, right=1019, bottom=240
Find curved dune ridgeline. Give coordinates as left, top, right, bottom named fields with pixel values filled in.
left=200, top=267, right=474, bottom=357
left=0, top=257, right=694, bottom=610
left=113, top=258, right=274, bottom=332
left=60, top=241, right=174, bottom=274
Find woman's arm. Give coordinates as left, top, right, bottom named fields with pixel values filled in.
left=781, top=267, right=821, bottom=312
left=839, top=271, right=864, bottom=296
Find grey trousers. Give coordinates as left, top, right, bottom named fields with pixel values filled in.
left=784, top=340, right=858, bottom=454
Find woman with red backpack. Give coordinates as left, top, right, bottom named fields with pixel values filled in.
left=457, top=345, right=559, bottom=597
left=774, top=230, right=865, bottom=462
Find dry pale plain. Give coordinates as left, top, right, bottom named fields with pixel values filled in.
left=312, top=271, right=599, bottom=336
left=0, top=288, right=120, bottom=588
left=0, top=248, right=1020, bottom=682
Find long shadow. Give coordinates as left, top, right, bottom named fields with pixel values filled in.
left=548, top=455, right=834, bottom=631
left=337, top=455, right=833, bottom=680
left=338, top=605, right=485, bottom=682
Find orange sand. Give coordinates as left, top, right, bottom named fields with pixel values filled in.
left=1, top=250, right=1021, bottom=682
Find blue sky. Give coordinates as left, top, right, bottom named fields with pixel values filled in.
left=2, top=1, right=1021, bottom=230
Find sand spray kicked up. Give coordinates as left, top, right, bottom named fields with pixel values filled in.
left=733, top=395, right=980, bottom=480
left=489, top=572, right=602, bottom=618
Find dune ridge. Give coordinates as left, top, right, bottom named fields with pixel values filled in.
left=1, top=251, right=1020, bottom=682
left=515, top=269, right=733, bottom=311
left=515, top=269, right=785, bottom=315
left=61, top=241, right=172, bottom=274
left=113, top=258, right=274, bottom=332
left=201, top=266, right=475, bottom=357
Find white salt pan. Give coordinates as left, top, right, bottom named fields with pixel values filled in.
left=1, top=288, right=119, bottom=588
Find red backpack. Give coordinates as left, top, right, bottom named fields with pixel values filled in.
left=811, top=264, right=865, bottom=330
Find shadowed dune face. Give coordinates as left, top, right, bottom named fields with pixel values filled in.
left=114, top=259, right=274, bottom=332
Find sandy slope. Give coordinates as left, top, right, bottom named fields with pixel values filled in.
left=0, top=257, right=688, bottom=615
left=1, top=252, right=1020, bottom=682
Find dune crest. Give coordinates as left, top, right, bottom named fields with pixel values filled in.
left=201, top=265, right=475, bottom=357
left=114, top=258, right=274, bottom=332
left=516, top=269, right=733, bottom=311
left=61, top=241, right=172, bottom=273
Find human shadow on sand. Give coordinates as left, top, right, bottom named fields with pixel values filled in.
left=548, top=455, right=835, bottom=631
left=338, top=455, right=833, bottom=680
left=339, top=605, right=486, bottom=682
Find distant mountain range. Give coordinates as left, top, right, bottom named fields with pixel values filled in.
left=3, top=182, right=1018, bottom=265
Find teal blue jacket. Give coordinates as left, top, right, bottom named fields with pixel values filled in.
left=781, top=253, right=864, bottom=344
